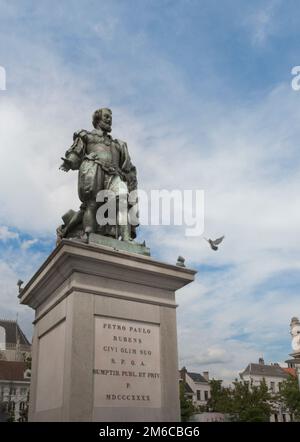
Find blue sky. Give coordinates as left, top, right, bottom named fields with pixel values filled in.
left=0, top=0, right=300, bottom=381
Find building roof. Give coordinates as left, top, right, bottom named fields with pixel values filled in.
left=240, top=363, right=288, bottom=379
left=0, top=319, right=31, bottom=347
left=184, top=382, right=194, bottom=394
left=0, top=360, right=28, bottom=381
left=285, top=358, right=300, bottom=365
left=188, top=372, right=209, bottom=383
left=282, top=367, right=297, bottom=377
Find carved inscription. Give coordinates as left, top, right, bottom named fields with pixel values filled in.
left=93, top=317, right=161, bottom=408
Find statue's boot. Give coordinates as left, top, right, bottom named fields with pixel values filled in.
left=119, top=224, right=132, bottom=242
left=117, top=205, right=131, bottom=242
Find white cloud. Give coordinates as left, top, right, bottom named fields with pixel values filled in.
left=20, top=238, right=38, bottom=250
left=242, top=1, right=281, bottom=47
left=1, top=81, right=299, bottom=381
left=0, top=258, right=34, bottom=341
left=0, top=3, right=299, bottom=383
left=93, top=17, right=120, bottom=41
left=0, top=225, right=18, bottom=241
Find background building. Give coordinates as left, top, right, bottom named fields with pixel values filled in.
left=180, top=367, right=211, bottom=409
left=0, top=360, right=30, bottom=421
left=0, top=319, right=31, bottom=421
left=0, top=319, right=31, bottom=362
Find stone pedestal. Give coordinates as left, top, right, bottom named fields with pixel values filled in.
left=19, top=239, right=196, bottom=422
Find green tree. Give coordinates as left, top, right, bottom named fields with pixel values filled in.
left=179, top=382, right=195, bottom=422
left=279, top=375, right=300, bottom=420
left=230, top=379, right=273, bottom=422
left=24, top=354, right=32, bottom=370
left=6, top=406, right=15, bottom=422
left=208, top=378, right=273, bottom=422
left=0, top=401, right=9, bottom=422
left=207, top=379, right=231, bottom=413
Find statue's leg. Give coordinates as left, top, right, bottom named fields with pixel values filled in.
left=117, top=196, right=131, bottom=241
left=78, top=161, right=103, bottom=241
left=82, top=200, right=97, bottom=240
left=110, top=177, right=131, bottom=242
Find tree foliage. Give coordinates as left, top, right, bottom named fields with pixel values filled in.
left=6, top=407, right=15, bottom=422
left=207, top=379, right=231, bottom=413
left=208, top=378, right=274, bottom=422
left=279, top=375, right=300, bottom=420
left=179, top=382, right=195, bottom=422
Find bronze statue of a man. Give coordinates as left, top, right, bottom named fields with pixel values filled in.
left=59, top=108, right=138, bottom=242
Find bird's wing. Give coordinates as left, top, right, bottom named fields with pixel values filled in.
left=212, top=235, right=225, bottom=245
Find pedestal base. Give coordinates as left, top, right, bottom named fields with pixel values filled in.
left=19, top=240, right=196, bottom=422
left=88, top=233, right=150, bottom=256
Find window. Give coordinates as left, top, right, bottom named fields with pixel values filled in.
left=8, top=401, right=15, bottom=412
left=20, top=388, right=27, bottom=395
left=196, top=390, right=201, bottom=401
left=278, top=382, right=282, bottom=391
left=19, top=401, right=26, bottom=411
left=274, top=413, right=278, bottom=422
left=9, top=387, right=16, bottom=396
left=204, top=391, right=209, bottom=400
left=270, top=382, right=275, bottom=392
left=1, top=402, right=8, bottom=412
left=24, top=369, right=31, bottom=379
left=0, top=326, right=6, bottom=351
left=282, top=414, right=286, bottom=422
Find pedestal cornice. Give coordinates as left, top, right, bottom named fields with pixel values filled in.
left=19, top=239, right=196, bottom=310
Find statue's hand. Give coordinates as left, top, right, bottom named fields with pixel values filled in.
left=60, top=164, right=69, bottom=172
left=59, top=158, right=71, bottom=172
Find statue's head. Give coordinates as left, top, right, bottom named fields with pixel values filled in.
left=92, top=108, right=112, bottom=132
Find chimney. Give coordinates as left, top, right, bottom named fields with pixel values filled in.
left=259, top=358, right=264, bottom=365
left=203, top=371, right=209, bottom=381
left=180, top=366, right=187, bottom=382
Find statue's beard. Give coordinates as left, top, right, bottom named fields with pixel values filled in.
left=99, top=120, right=112, bottom=132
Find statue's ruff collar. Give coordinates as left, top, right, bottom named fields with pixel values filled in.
left=92, top=128, right=112, bottom=139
